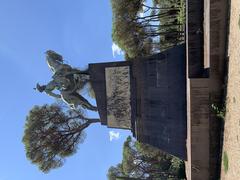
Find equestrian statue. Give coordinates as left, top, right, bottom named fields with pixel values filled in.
left=35, top=50, right=97, bottom=111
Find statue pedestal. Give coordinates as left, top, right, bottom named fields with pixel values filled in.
left=89, top=44, right=187, bottom=160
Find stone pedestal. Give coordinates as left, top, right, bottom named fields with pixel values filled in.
left=89, top=44, right=187, bottom=159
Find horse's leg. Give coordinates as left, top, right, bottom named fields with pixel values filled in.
left=74, top=93, right=98, bottom=111
left=60, top=91, right=76, bottom=108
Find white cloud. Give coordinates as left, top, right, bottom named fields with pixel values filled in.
left=112, top=43, right=124, bottom=58
left=139, top=2, right=146, bottom=17
left=109, top=131, right=120, bottom=141
left=139, top=12, right=144, bottom=17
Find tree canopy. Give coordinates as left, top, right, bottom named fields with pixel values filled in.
left=107, top=136, right=186, bottom=180
left=22, top=104, right=100, bottom=173
left=111, top=0, right=185, bottom=59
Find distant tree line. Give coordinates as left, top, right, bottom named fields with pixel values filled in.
left=111, top=0, right=185, bottom=59
left=107, top=136, right=186, bottom=180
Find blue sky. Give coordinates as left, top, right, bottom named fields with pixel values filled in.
left=0, top=0, right=131, bottom=180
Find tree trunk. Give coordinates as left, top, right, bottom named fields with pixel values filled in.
left=74, top=119, right=100, bottom=133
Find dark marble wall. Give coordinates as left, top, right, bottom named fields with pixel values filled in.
left=133, top=45, right=187, bottom=160
left=89, top=45, right=187, bottom=159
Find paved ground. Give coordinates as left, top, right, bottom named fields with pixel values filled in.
left=221, top=0, right=240, bottom=179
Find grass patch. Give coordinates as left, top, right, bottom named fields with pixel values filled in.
left=223, top=151, right=229, bottom=173
left=238, top=15, right=240, bottom=29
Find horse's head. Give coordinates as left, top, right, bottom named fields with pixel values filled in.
left=45, top=50, right=63, bottom=62
left=45, top=50, right=64, bottom=73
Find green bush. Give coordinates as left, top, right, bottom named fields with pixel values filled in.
left=223, top=151, right=229, bottom=173
left=211, top=104, right=226, bottom=120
